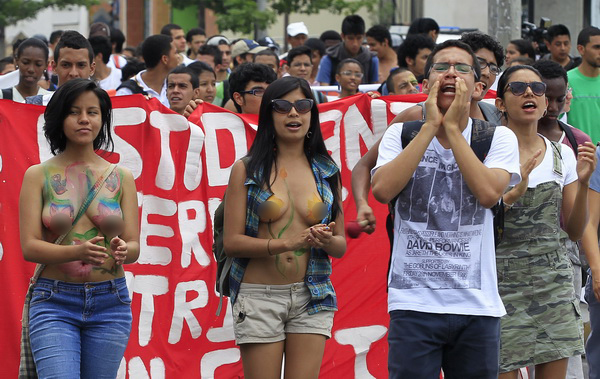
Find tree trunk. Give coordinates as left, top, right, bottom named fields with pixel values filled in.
left=0, top=25, right=5, bottom=59
left=198, top=2, right=205, bottom=29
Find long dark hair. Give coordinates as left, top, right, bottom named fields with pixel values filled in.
left=246, top=76, right=342, bottom=220
left=44, top=78, right=113, bottom=155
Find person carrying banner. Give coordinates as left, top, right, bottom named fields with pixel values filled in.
left=223, top=76, right=345, bottom=379
left=371, top=40, right=521, bottom=378
left=19, top=78, right=139, bottom=378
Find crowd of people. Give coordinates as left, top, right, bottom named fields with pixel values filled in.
left=2, top=11, right=600, bottom=379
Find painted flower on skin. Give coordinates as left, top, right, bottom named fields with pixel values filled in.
left=92, top=202, right=123, bottom=236
left=48, top=203, right=74, bottom=235
left=307, top=193, right=327, bottom=222
left=50, top=174, right=67, bottom=195
left=104, top=171, right=120, bottom=192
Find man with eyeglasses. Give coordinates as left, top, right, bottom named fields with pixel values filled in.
left=284, top=46, right=327, bottom=104
left=369, top=39, right=520, bottom=378
left=228, top=62, right=277, bottom=115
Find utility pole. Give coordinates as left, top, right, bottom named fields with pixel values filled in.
left=488, top=0, right=522, bottom=50
left=255, top=0, right=268, bottom=41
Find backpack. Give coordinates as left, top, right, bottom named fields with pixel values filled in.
left=116, top=78, right=147, bottom=95
left=213, top=157, right=249, bottom=316
left=1, top=88, right=13, bottom=101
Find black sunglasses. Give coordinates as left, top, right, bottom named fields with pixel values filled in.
left=239, top=88, right=266, bottom=97
left=505, top=81, right=547, bottom=96
left=271, top=99, right=314, bottom=114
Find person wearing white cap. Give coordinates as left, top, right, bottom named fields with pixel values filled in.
left=231, top=39, right=268, bottom=67
left=287, top=22, right=309, bottom=49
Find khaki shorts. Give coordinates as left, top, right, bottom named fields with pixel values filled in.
left=232, top=282, right=334, bottom=345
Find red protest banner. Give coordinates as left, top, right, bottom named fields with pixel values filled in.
left=0, top=92, right=428, bottom=378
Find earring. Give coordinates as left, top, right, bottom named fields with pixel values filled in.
left=306, top=131, right=312, bottom=139
left=543, top=108, right=548, bottom=117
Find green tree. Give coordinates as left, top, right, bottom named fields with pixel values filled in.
left=0, top=0, right=97, bottom=56
left=169, top=0, right=374, bottom=35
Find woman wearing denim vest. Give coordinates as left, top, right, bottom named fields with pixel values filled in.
left=223, top=76, right=345, bottom=379
left=494, top=65, right=596, bottom=378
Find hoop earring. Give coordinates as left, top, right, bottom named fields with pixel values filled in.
left=306, top=131, right=312, bottom=139
left=543, top=108, right=548, bottom=117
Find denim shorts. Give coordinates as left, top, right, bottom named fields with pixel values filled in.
left=232, top=282, right=334, bottom=344
left=29, top=277, right=132, bottom=379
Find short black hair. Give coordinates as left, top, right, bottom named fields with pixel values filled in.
left=546, top=24, right=571, bottom=43
left=16, top=38, right=49, bottom=61
left=497, top=65, right=542, bottom=100
left=386, top=67, right=410, bottom=93
left=341, top=15, right=365, bottom=36
left=49, top=30, right=64, bottom=45
left=186, top=27, right=206, bottom=43
left=121, top=59, right=145, bottom=81
left=287, top=45, right=312, bottom=65
left=254, top=49, right=279, bottom=67
left=532, top=59, right=567, bottom=85
left=44, top=78, right=113, bottom=155
left=424, top=39, right=481, bottom=81
left=366, top=25, right=392, bottom=45
left=54, top=30, right=94, bottom=64
left=407, top=18, right=440, bottom=35
left=142, top=34, right=173, bottom=69
left=304, top=38, right=326, bottom=57
left=577, top=26, right=600, bottom=46
left=229, top=63, right=277, bottom=112
left=337, top=58, right=364, bottom=74
left=397, top=34, right=435, bottom=67
left=168, top=65, right=199, bottom=88
left=508, top=39, right=536, bottom=60
left=161, top=23, right=183, bottom=36
left=187, top=61, right=216, bottom=80
left=511, top=56, right=535, bottom=66
left=197, top=44, right=222, bottom=66
left=110, top=27, right=126, bottom=53
left=89, top=35, right=112, bottom=64
left=460, top=31, right=505, bottom=67
left=319, top=30, right=342, bottom=43
left=0, top=57, right=14, bottom=72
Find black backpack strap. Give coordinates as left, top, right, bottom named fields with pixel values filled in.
left=116, top=79, right=147, bottom=95
left=400, top=120, right=425, bottom=149
left=470, top=119, right=496, bottom=163
left=2, top=88, right=13, bottom=101
left=558, top=120, right=579, bottom=156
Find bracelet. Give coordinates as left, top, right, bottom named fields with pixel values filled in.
left=504, top=201, right=514, bottom=209
left=267, top=239, right=273, bottom=256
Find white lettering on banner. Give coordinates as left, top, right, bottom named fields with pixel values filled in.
left=319, top=109, right=343, bottom=169
left=0, top=243, right=3, bottom=261
left=207, top=197, right=222, bottom=234
left=132, top=275, right=169, bottom=346
left=389, top=101, right=418, bottom=116
left=178, top=200, right=210, bottom=268
left=128, top=357, right=166, bottom=379
left=184, top=121, right=205, bottom=191
left=139, top=195, right=176, bottom=265
left=207, top=301, right=235, bottom=343
left=370, top=99, right=390, bottom=139
left=36, top=114, right=52, bottom=163
left=149, top=112, right=191, bottom=190
left=200, top=348, right=241, bottom=378
left=169, top=280, right=209, bottom=343
left=334, top=325, right=388, bottom=378
left=203, top=112, right=249, bottom=187
left=112, top=107, right=146, bottom=179
left=344, top=103, right=387, bottom=171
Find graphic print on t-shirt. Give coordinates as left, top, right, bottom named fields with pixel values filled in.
left=390, top=148, right=485, bottom=291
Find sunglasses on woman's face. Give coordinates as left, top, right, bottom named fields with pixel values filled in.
left=506, top=81, right=547, bottom=96
left=271, top=99, right=314, bottom=114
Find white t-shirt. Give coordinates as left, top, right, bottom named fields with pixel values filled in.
left=528, top=135, right=577, bottom=188
left=115, top=70, right=169, bottom=107
left=107, top=54, right=127, bottom=70
left=98, top=67, right=122, bottom=91
left=0, top=86, right=50, bottom=103
left=372, top=119, right=521, bottom=317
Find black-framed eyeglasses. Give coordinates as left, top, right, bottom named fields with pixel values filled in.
left=271, top=99, right=314, bottom=114
left=429, top=62, right=477, bottom=77
left=505, top=81, right=547, bottom=96
left=239, top=88, right=266, bottom=97
left=476, top=57, right=502, bottom=75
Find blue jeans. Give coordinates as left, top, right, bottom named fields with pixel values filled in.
left=29, top=277, right=132, bottom=379
left=585, top=270, right=600, bottom=379
left=388, top=310, right=501, bottom=379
